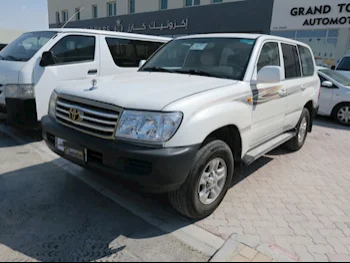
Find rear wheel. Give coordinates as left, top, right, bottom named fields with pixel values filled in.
left=285, top=108, right=310, bottom=151
left=333, top=103, right=350, bottom=126
left=168, top=140, right=234, bottom=219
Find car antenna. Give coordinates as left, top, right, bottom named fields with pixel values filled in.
left=61, top=7, right=84, bottom=28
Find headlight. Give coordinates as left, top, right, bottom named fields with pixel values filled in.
left=4, top=84, right=35, bottom=99
left=48, top=91, right=58, bottom=118
left=115, top=110, right=183, bottom=144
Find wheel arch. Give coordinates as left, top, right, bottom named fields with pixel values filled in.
left=201, top=125, right=243, bottom=161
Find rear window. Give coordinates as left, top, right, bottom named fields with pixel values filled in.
left=337, top=57, right=350, bottom=71
left=281, top=43, right=302, bottom=79
left=298, top=45, right=315, bottom=77
left=105, top=38, right=164, bottom=67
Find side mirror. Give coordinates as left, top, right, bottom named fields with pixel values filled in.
left=322, top=80, right=333, bottom=88
left=139, top=60, right=146, bottom=68
left=40, top=51, right=55, bottom=67
left=331, top=65, right=336, bottom=70
left=256, top=66, right=282, bottom=84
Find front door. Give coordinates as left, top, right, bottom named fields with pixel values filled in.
left=318, top=74, right=335, bottom=116
left=250, top=41, right=287, bottom=148
left=33, top=33, right=100, bottom=120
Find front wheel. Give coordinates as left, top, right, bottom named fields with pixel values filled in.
left=168, top=140, right=234, bottom=219
left=285, top=107, right=310, bottom=151
left=333, top=103, right=350, bottom=126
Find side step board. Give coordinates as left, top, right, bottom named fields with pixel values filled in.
left=242, top=132, right=295, bottom=166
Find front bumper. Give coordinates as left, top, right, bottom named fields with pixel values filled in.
left=42, top=115, right=200, bottom=193
left=5, top=98, right=39, bottom=128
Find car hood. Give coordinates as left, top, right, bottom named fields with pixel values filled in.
left=56, top=72, right=237, bottom=111
left=335, top=70, right=350, bottom=79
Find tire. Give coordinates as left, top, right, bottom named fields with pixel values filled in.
left=285, top=107, right=310, bottom=151
left=332, top=103, right=350, bottom=126
left=168, top=140, right=234, bottom=219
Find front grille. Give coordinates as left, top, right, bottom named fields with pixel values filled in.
left=55, top=95, right=121, bottom=139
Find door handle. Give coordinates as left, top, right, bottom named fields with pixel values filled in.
left=88, top=69, right=98, bottom=75
left=301, top=85, right=306, bottom=91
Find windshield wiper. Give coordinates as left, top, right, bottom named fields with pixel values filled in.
left=142, top=67, right=175, bottom=73
left=173, top=69, right=227, bottom=79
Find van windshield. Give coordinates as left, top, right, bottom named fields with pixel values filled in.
left=0, top=31, right=57, bottom=62
left=140, top=37, right=256, bottom=81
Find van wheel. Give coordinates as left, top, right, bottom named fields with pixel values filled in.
left=285, top=108, right=310, bottom=151
left=333, top=103, right=350, bottom=126
left=168, top=140, right=234, bottom=219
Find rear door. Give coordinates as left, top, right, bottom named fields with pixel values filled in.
left=33, top=33, right=100, bottom=120
left=282, top=43, right=318, bottom=130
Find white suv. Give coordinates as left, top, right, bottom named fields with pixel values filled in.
left=42, top=34, right=320, bottom=219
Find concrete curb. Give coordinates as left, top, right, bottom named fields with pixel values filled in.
left=0, top=125, right=225, bottom=259
left=210, top=233, right=300, bottom=262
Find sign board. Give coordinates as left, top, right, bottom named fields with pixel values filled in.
left=271, top=0, right=350, bottom=31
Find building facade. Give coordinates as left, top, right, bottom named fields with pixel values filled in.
left=270, top=0, right=350, bottom=68
left=48, top=0, right=350, bottom=67
left=48, top=0, right=274, bottom=37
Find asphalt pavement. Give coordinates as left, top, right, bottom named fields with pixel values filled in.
left=0, top=127, right=208, bottom=262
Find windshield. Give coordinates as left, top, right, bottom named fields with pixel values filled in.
left=337, top=57, right=350, bottom=71
left=320, top=69, right=350, bottom=86
left=140, top=37, right=256, bottom=80
left=0, top=31, right=57, bottom=62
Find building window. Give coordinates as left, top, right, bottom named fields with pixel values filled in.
left=92, top=5, right=98, bottom=18
left=55, top=12, right=60, bottom=24
left=75, top=8, right=81, bottom=21
left=212, top=0, right=223, bottom=3
left=129, top=0, right=135, bottom=13
left=160, top=0, right=168, bottom=10
left=107, top=1, right=117, bottom=17
left=186, top=0, right=200, bottom=7
left=62, top=10, right=68, bottom=23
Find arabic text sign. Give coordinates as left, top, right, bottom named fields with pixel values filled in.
left=271, top=0, right=350, bottom=30
left=86, top=18, right=188, bottom=33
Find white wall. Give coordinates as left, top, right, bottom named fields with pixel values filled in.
left=0, top=28, right=25, bottom=44
left=48, top=0, right=249, bottom=24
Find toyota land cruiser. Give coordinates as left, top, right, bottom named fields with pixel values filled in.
left=42, top=34, right=320, bottom=219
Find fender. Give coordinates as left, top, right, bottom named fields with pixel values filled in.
left=164, top=85, right=253, bottom=157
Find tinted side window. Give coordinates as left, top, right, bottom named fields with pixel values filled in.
left=337, top=57, right=350, bottom=71
left=257, top=42, right=280, bottom=72
left=281, top=43, right=301, bottom=79
left=50, top=35, right=95, bottom=64
left=298, top=45, right=315, bottom=77
left=106, top=38, right=164, bottom=67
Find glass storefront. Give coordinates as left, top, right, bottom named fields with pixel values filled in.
left=271, top=29, right=340, bottom=68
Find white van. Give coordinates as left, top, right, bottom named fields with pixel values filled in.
left=0, top=29, right=170, bottom=128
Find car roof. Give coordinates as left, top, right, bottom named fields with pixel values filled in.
left=27, top=28, right=172, bottom=42
left=175, top=33, right=313, bottom=47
